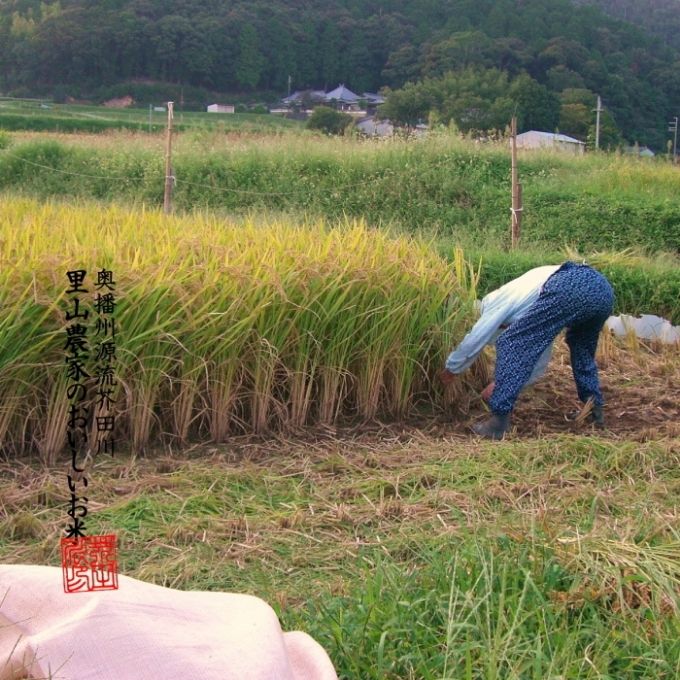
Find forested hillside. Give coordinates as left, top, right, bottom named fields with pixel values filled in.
left=1, top=0, right=679, bottom=148
left=577, top=0, right=680, bottom=52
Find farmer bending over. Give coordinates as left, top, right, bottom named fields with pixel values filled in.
left=440, top=261, right=615, bottom=440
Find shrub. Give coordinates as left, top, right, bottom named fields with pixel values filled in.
left=306, top=107, right=354, bottom=135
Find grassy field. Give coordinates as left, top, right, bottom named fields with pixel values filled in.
left=0, top=98, right=303, bottom=134
left=0, top=127, right=678, bottom=255
left=1, top=338, right=679, bottom=679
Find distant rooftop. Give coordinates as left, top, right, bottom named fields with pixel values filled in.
left=282, top=90, right=326, bottom=104
left=362, top=92, right=385, bottom=104
left=281, top=85, right=385, bottom=108
left=324, top=84, right=360, bottom=103
left=518, top=130, right=585, bottom=144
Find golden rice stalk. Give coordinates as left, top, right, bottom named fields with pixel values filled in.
left=0, top=197, right=476, bottom=457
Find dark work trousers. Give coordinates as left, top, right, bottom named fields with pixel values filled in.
left=488, top=262, right=615, bottom=416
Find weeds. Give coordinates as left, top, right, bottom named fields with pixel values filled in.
left=1, top=130, right=678, bottom=252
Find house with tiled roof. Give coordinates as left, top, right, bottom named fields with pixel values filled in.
left=323, top=84, right=360, bottom=107
left=282, top=89, right=326, bottom=106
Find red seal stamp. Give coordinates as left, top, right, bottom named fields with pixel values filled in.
left=61, top=534, right=119, bottom=593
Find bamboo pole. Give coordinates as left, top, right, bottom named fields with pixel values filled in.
left=163, top=101, right=174, bottom=215
left=510, top=116, right=522, bottom=249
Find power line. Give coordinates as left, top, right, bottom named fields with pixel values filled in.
left=0, top=151, right=137, bottom=181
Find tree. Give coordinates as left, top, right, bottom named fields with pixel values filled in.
left=509, top=74, right=560, bottom=131
left=320, top=21, right=344, bottom=88
left=587, top=110, right=622, bottom=150
left=558, top=88, right=596, bottom=139
left=559, top=103, right=591, bottom=139
left=559, top=88, right=596, bottom=107
left=381, top=44, right=420, bottom=87
left=306, top=106, right=353, bottom=135
left=345, top=34, right=373, bottom=93
left=235, top=23, right=265, bottom=90
left=435, top=68, right=513, bottom=132
left=379, top=82, right=432, bottom=127
left=419, top=31, right=492, bottom=78
left=293, top=19, right=320, bottom=88
left=545, top=65, right=586, bottom=91
left=262, top=16, right=296, bottom=90
left=488, top=37, right=532, bottom=76
left=537, top=38, right=589, bottom=73
left=152, top=15, right=193, bottom=82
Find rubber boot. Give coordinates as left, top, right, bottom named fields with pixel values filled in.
left=591, top=405, right=605, bottom=428
left=472, top=413, right=511, bottom=440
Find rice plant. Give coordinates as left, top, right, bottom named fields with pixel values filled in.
left=0, top=197, right=478, bottom=461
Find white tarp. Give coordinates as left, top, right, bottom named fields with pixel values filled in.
left=605, top=314, right=680, bottom=344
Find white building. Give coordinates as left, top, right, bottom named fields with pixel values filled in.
left=207, top=103, right=235, bottom=114
left=515, top=131, right=585, bottom=154
left=356, top=117, right=394, bottom=137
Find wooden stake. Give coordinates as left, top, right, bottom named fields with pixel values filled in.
left=510, top=116, right=522, bottom=249
left=163, top=101, right=174, bottom=215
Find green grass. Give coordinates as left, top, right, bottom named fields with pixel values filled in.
left=0, top=128, right=678, bottom=253
left=1, top=430, right=679, bottom=679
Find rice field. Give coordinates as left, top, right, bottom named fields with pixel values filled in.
left=1, top=126, right=678, bottom=253
left=0, top=119, right=678, bottom=679
left=0, top=196, right=480, bottom=462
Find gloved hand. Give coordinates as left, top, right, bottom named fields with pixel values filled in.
left=481, top=382, right=495, bottom=402
left=439, top=369, right=457, bottom=386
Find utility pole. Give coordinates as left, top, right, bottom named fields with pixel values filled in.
left=669, top=116, right=678, bottom=164
left=287, top=74, right=292, bottom=97
left=163, top=101, right=174, bottom=215
left=510, top=116, right=522, bottom=249
left=593, top=95, right=603, bottom=151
